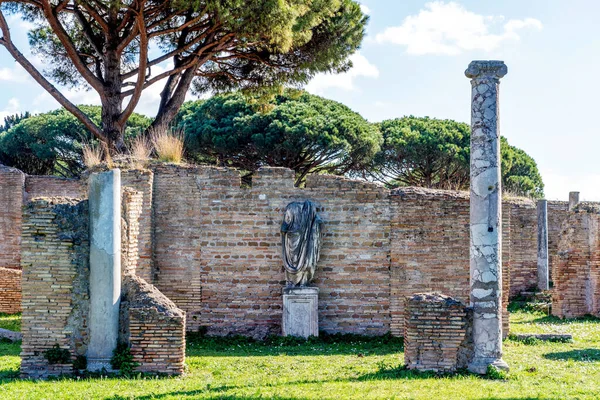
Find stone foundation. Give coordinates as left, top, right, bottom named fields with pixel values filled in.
left=404, top=293, right=473, bottom=373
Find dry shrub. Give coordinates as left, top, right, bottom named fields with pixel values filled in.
left=128, top=135, right=153, bottom=167
left=151, top=126, right=184, bottom=164
left=82, top=143, right=104, bottom=169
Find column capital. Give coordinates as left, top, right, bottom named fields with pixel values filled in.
left=465, top=60, right=508, bottom=81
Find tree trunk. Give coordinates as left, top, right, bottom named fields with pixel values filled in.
left=101, top=48, right=126, bottom=153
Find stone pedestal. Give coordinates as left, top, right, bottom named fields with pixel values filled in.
left=282, top=287, right=319, bottom=338
left=465, top=60, right=509, bottom=374
left=537, top=200, right=549, bottom=291
left=87, top=169, right=122, bottom=372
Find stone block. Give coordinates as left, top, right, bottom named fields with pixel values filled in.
left=282, top=287, right=319, bottom=338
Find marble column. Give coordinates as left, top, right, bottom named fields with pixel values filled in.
left=87, top=169, right=122, bottom=372
left=569, top=191, right=580, bottom=211
left=537, top=200, right=549, bottom=291
left=465, top=60, right=509, bottom=374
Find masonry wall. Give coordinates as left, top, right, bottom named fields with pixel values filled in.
left=508, top=201, right=538, bottom=297
left=0, top=165, right=25, bottom=270
left=0, top=267, right=22, bottom=314
left=404, top=293, right=473, bottom=372
left=24, top=176, right=85, bottom=201
left=552, top=206, right=600, bottom=318
left=548, top=201, right=569, bottom=284
left=20, top=198, right=90, bottom=379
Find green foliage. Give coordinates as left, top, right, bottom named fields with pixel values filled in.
left=72, top=355, right=87, bottom=371
left=178, top=90, right=382, bottom=185
left=0, top=106, right=150, bottom=177
left=0, top=313, right=21, bottom=332
left=485, top=364, right=509, bottom=380
left=110, top=343, right=139, bottom=376
left=371, top=116, right=545, bottom=198
left=0, top=112, right=30, bottom=133
left=43, top=344, right=71, bottom=365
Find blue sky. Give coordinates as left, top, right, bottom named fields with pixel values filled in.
left=0, top=0, right=598, bottom=200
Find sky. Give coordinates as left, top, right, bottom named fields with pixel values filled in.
left=0, top=0, right=599, bottom=201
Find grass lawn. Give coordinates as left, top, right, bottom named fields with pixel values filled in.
left=0, top=313, right=21, bottom=332
left=2, top=309, right=600, bottom=399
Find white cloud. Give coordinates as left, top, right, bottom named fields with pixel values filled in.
left=360, top=4, right=371, bottom=15
left=0, top=64, right=31, bottom=83
left=542, top=171, right=600, bottom=202
left=375, top=1, right=542, bottom=55
left=0, top=98, right=21, bottom=123
left=305, top=53, right=379, bottom=95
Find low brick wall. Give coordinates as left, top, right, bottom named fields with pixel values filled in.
left=121, top=275, right=186, bottom=375
left=404, top=293, right=473, bottom=373
left=0, top=267, right=21, bottom=314
left=552, top=205, right=600, bottom=318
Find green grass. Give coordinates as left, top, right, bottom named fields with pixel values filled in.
left=3, top=310, right=600, bottom=399
left=0, top=313, right=20, bottom=332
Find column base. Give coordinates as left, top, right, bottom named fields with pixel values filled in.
left=468, top=357, right=509, bottom=375
left=282, top=286, right=319, bottom=338
left=87, top=358, right=115, bottom=373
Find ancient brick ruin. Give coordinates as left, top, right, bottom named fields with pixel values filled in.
left=404, top=293, right=473, bottom=373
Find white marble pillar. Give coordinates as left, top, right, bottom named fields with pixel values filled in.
left=465, top=60, right=509, bottom=374
left=87, top=169, right=122, bottom=372
left=537, top=200, right=549, bottom=291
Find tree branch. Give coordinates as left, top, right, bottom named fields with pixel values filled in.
left=41, top=0, right=104, bottom=92
left=0, top=10, right=106, bottom=142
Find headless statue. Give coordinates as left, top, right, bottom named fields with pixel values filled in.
left=281, top=200, right=323, bottom=286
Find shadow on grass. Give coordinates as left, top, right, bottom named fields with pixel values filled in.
left=544, top=348, right=600, bottom=362
left=529, top=314, right=600, bottom=325
left=0, top=339, right=21, bottom=381
left=186, top=333, right=404, bottom=357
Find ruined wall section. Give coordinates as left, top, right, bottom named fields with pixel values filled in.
left=389, top=188, right=511, bottom=337
left=121, top=169, right=154, bottom=282
left=0, top=165, right=25, bottom=269
left=20, top=198, right=89, bottom=379
left=0, top=267, right=21, bottom=314
left=152, top=165, right=204, bottom=328
left=508, top=201, right=538, bottom=297
left=24, top=176, right=85, bottom=201
left=548, top=201, right=569, bottom=284
left=552, top=206, right=600, bottom=318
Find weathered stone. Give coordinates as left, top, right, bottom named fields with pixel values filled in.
left=87, top=169, right=122, bottom=372
left=465, top=60, right=509, bottom=374
left=537, top=200, right=549, bottom=291
left=0, top=328, right=22, bottom=342
left=282, top=286, right=319, bottom=338
left=569, top=192, right=580, bottom=211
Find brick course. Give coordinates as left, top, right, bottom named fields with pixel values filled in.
left=404, top=293, right=473, bottom=372
left=0, top=267, right=21, bottom=314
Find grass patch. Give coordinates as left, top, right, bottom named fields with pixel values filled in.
left=0, top=313, right=21, bottom=332
left=4, top=311, right=600, bottom=398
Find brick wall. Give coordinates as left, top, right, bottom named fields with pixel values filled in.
left=552, top=205, right=600, bottom=318
left=508, top=201, right=538, bottom=297
left=0, top=267, right=21, bottom=314
left=121, top=274, right=185, bottom=375
left=122, top=188, right=144, bottom=277
left=404, top=293, right=473, bottom=372
left=20, top=198, right=89, bottom=379
left=24, top=175, right=85, bottom=201
left=548, top=201, right=569, bottom=284
left=389, top=187, right=510, bottom=337
left=0, top=165, right=24, bottom=269
left=121, top=170, right=154, bottom=282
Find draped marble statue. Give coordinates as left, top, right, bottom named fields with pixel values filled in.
left=281, top=200, right=323, bottom=286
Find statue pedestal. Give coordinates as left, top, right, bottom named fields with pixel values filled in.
left=282, top=287, right=319, bottom=338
